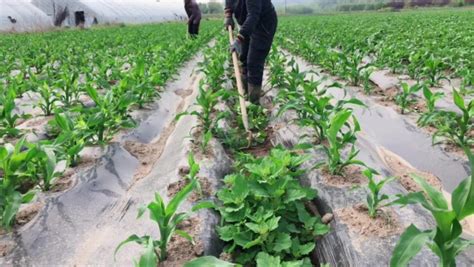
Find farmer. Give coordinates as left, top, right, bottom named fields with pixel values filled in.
left=185, top=0, right=202, bottom=38
left=225, top=0, right=278, bottom=104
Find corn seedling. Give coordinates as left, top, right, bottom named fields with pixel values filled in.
left=37, top=83, right=60, bottom=116
left=84, top=85, right=136, bottom=144
left=0, top=88, right=26, bottom=137
left=395, top=83, right=422, bottom=114
left=115, top=180, right=213, bottom=264
left=50, top=112, right=86, bottom=166
left=390, top=148, right=474, bottom=267
left=364, top=169, right=395, bottom=218
left=0, top=138, right=37, bottom=229
left=420, top=90, right=473, bottom=148
left=319, top=109, right=366, bottom=175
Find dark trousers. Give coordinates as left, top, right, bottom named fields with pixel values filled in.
left=188, top=22, right=200, bottom=36
left=240, top=11, right=278, bottom=87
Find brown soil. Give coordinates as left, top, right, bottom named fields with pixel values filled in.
left=167, top=176, right=213, bottom=203
left=174, top=89, right=193, bottom=97
left=123, top=116, right=180, bottom=186
left=159, top=217, right=204, bottom=267
left=0, top=240, right=15, bottom=257
left=51, top=170, right=75, bottom=193
left=378, top=147, right=443, bottom=192
left=374, top=87, right=398, bottom=102
left=337, top=204, right=401, bottom=238
left=15, top=202, right=43, bottom=226
left=321, top=165, right=366, bottom=187
left=241, top=129, right=275, bottom=158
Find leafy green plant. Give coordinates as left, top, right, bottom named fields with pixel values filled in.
left=319, top=109, right=366, bottom=175
left=395, top=83, right=422, bottom=114
left=216, top=148, right=329, bottom=265
left=255, top=252, right=313, bottom=267
left=115, top=180, right=211, bottom=265
left=364, top=169, right=395, bottom=218
left=0, top=138, right=37, bottom=229
left=390, top=148, right=474, bottom=267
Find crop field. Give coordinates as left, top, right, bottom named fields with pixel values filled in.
left=1, top=8, right=473, bottom=267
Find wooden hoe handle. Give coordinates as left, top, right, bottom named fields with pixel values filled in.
left=228, top=25, right=250, bottom=133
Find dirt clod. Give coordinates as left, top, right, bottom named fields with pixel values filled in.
left=322, top=213, right=334, bottom=224
left=178, top=166, right=190, bottom=176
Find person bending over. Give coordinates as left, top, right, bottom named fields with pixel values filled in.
left=185, top=0, right=202, bottom=38
left=225, top=0, right=278, bottom=104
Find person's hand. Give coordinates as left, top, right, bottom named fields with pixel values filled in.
left=224, top=17, right=234, bottom=30
left=224, top=8, right=234, bottom=30
left=230, top=39, right=242, bottom=55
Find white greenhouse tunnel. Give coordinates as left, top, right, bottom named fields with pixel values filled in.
left=0, top=0, right=189, bottom=33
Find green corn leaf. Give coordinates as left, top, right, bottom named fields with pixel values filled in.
left=452, top=89, right=465, bottom=110
left=21, top=190, right=36, bottom=203
left=2, top=191, right=22, bottom=227
left=175, top=229, right=194, bottom=244
left=390, top=224, right=435, bottom=267
left=192, top=201, right=215, bottom=212
left=138, top=238, right=158, bottom=267
left=452, top=148, right=474, bottom=220
left=411, top=174, right=448, bottom=210
left=165, top=179, right=196, bottom=216
left=184, top=256, right=239, bottom=267
left=114, top=234, right=149, bottom=260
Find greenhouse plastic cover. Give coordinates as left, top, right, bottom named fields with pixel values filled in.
left=0, top=0, right=53, bottom=32
left=0, top=0, right=188, bottom=32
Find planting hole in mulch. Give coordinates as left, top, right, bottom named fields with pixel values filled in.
left=337, top=204, right=401, bottom=238
left=167, top=176, right=213, bottom=203
left=379, top=147, right=443, bottom=192
left=321, top=165, right=366, bottom=187
left=0, top=240, right=15, bottom=257
left=159, top=217, right=204, bottom=267
left=15, top=202, right=43, bottom=227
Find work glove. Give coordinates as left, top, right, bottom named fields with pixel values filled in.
left=224, top=8, right=234, bottom=29
left=230, top=38, right=242, bottom=55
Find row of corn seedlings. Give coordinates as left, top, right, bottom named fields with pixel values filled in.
left=0, top=23, right=218, bottom=231
left=270, top=44, right=474, bottom=267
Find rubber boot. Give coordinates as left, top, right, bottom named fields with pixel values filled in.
left=241, top=76, right=248, bottom=94
left=248, top=83, right=262, bottom=105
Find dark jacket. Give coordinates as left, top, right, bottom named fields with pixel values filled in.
left=185, top=0, right=202, bottom=24
left=225, top=0, right=276, bottom=40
